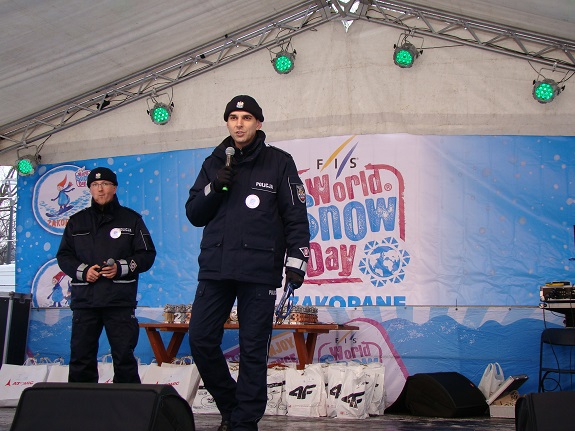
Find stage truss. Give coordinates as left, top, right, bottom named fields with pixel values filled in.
left=1, top=0, right=574, bottom=155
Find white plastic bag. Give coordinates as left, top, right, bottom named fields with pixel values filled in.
left=192, top=361, right=239, bottom=414
left=192, top=378, right=220, bottom=414
left=326, top=364, right=347, bottom=417
left=265, top=365, right=287, bottom=415
left=46, top=363, right=69, bottom=382
left=40, top=357, right=68, bottom=383
left=285, top=364, right=327, bottom=417
left=0, top=359, right=49, bottom=407
left=97, top=354, right=115, bottom=384
left=138, top=363, right=149, bottom=382
left=336, top=364, right=370, bottom=419
left=365, top=362, right=386, bottom=416
left=478, top=362, right=505, bottom=399
left=143, top=361, right=201, bottom=404
left=137, top=356, right=156, bottom=382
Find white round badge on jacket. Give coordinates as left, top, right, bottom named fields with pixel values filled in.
left=245, top=194, right=260, bottom=209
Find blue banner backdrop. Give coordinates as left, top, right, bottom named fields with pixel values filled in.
left=15, top=134, right=575, bottom=402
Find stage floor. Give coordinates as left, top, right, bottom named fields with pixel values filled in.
left=0, top=408, right=516, bottom=431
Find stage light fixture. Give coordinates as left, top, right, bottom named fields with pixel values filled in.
left=273, top=50, right=296, bottom=74
left=532, top=78, right=562, bottom=104
left=15, top=153, right=40, bottom=176
left=269, top=40, right=297, bottom=75
left=393, top=41, right=419, bottom=68
left=146, top=89, right=174, bottom=125
left=149, top=102, right=173, bottom=125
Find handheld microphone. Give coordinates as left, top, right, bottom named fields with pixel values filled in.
left=98, top=258, right=115, bottom=271
left=103, top=258, right=115, bottom=267
left=222, top=147, right=235, bottom=192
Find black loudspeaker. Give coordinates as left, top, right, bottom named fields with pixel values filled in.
left=515, top=391, right=575, bottom=431
left=391, top=372, right=488, bottom=418
left=0, top=293, right=32, bottom=365
left=10, top=383, right=194, bottom=431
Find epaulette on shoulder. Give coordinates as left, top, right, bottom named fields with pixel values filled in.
left=266, top=144, right=293, bottom=159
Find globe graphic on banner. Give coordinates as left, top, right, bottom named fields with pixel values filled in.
left=359, top=238, right=410, bottom=286
left=370, top=246, right=401, bottom=277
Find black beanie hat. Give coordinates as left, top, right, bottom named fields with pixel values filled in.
left=223, top=95, right=264, bottom=122
left=87, top=167, right=118, bottom=187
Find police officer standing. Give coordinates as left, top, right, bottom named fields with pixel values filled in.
left=186, top=95, right=310, bottom=431
left=57, top=167, right=156, bottom=383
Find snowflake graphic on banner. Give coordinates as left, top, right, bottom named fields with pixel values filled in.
left=359, top=238, right=411, bottom=287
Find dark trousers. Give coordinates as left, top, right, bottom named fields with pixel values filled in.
left=189, top=280, right=276, bottom=431
left=69, top=307, right=141, bottom=383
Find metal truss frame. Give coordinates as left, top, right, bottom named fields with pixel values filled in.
left=1, top=0, right=574, bottom=156
left=361, top=1, right=575, bottom=69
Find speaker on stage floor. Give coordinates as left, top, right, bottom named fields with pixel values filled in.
left=386, top=372, right=488, bottom=418
left=10, top=383, right=194, bottom=431
left=515, top=391, right=575, bottom=431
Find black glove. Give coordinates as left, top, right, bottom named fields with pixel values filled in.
left=213, top=166, right=235, bottom=193
left=285, top=269, right=304, bottom=289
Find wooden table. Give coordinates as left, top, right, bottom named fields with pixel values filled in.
left=139, top=322, right=359, bottom=369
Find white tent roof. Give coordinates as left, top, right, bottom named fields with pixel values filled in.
left=0, top=0, right=574, bottom=165
left=1, top=0, right=573, bottom=127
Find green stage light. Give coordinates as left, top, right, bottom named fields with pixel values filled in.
left=149, top=102, right=173, bottom=125
left=273, top=51, right=295, bottom=74
left=15, top=155, right=38, bottom=176
left=532, top=79, right=562, bottom=104
left=394, top=42, right=419, bottom=68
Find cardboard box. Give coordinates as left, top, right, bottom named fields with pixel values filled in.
left=486, top=374, right=528, bottom=419
left=489, top=404, right=515, bottom=418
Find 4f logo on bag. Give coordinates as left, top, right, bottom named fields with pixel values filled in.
left=329, top=383, right=342, bottom=399
left=289, top=384, right=316, bottom=399
left=341, top=391, right=365, bottom=408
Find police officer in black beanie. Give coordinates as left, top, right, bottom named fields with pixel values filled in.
left=186, top=96, right=310, bottom=431
left=57, top=166, right=156, bottom=383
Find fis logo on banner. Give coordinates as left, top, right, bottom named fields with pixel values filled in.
left=316, top=136, right=360, bottom=178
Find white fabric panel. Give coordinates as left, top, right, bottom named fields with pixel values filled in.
left=406, top=0, right=575, bottom=40
left=1, top=0, right=574, bottom=132
left=0, top=0, right=303, bottom=126
left=29, top=20, right=575, bottom=166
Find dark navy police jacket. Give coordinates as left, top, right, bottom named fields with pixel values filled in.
left=57, top=195, right=156, bottom=309
left=185, top=130, right=310, bottom=287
